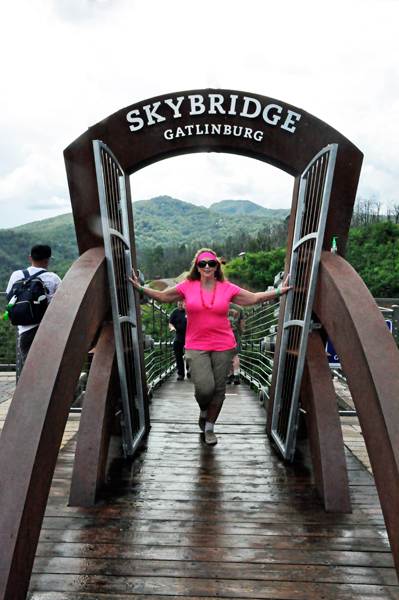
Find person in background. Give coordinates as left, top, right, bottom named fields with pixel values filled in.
left=227, top=303, right=245, bottom=385
left=129, top=248, right=292, bottom=446
left=6, top=244, right=61, bottom=366
left=169, top=299, right=187, bottom=380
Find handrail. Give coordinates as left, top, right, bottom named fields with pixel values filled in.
left=1, top=291, right=176, bottom=400
left=239, top=295, right=399, bottom=414
left=139, top=298, right=175, bottom=398
left=377, top=304, right=399, bottom=344
left=0, top=292, right=18, bottom=371
left=2, top=290, right=397, bottom=410
left=240, top=298, right=280, bottom=406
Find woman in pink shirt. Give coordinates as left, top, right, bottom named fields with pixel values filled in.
left=130, top=248, right=291, bottom=445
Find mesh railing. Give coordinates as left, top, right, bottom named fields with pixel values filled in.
left=1, top=291, right=176, bottom=403
left=2, top=289, right=397, bottom=412
left=0, top=292, right=17, bottom=371
left=140, top=299, right=176, bottom=399
left=240, top=298, right=280, bottom=406
left=239, top=296, right=399, bottom=413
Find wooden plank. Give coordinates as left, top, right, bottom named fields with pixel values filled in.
left=31, top=557, right=398, bottom=585
left=34, top=543, right=395, bottom=568
left=41, top=507, right=382, bottom=527
left=39, top=515, right=389, bottom=540
left=27, top=575, right=399, bottom=599
left=36, top=529, right=391, bottom=552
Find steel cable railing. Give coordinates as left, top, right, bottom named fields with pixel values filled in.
left=239, top=297, right=280, bottom=406
left=2, top=290, right=398, bottom=415
left=239, top=295, right=399, bottom=415
left=1, top=291, right=176, bottom=403
left=0, top=292, right=18, bottom=372
left=140, top=298, right=176, bottom=399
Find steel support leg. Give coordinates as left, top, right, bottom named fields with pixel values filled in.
left=69, top=320, right=119, bottom=507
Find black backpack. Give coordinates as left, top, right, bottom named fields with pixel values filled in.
left=6, top=270, right=49, bottom=326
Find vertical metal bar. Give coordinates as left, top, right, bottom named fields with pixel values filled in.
left=392, top=305, right=399, bottom=345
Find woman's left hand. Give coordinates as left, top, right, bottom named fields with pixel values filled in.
left=129, top=268, right=140, bottom=291
left=279, top=273, right=294, bottom=295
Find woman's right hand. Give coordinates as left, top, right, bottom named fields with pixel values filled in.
left=129, top=268, right=140, bottom=291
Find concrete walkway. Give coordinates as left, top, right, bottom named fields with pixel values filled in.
left=0, top=372, right=80, bottom=449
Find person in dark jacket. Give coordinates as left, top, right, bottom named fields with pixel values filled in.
left=227, top=302, right=245, bottom=385
left=169, top=299, right=188, bottom=380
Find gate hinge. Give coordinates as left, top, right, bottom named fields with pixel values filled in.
left=309, top=320, right=322, bottom=332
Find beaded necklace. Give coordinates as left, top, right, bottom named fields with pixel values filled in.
left=200, top=280, right=217, bottom=309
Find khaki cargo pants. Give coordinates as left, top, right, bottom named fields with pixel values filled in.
left=185, top=348, right=235, bottom=411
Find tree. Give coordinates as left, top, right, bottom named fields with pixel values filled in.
left=346, top=221, right=399, bottom=297
left=224, top=247, right=286, bottom=291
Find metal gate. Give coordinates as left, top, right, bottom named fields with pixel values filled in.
left=93, top=140, right=146, bottom=456
left=271, top=144, right=338, bottom=461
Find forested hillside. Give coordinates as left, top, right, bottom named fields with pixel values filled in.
left=133, top=196, right=290, bottom=247
left=345, top=221, right=399, bottom=297
left=0, top=214, right=78, bottom=288
left=208, top=199, right=288, bottom=218
left=1, top=196, right=397, bottom=298
left=224, top=220, right=399, bottom=297
left=0, top=196, right=290, bottom=288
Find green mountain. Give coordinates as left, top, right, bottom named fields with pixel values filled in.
left=209, top=199, right=289, bottom=219
left=133, top=196, right=290, bottom=247
left=0, top=213, right=79, bottom=291
left=0, top=197, right=290, bottom=289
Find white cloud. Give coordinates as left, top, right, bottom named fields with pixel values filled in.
left=130, top=154, right=294, bottom=210
left=0, top=144, right=67, bottom=201
left=28, top=195, right=70, bottom=210
left=0, top=0, right=398, bottom=228
left=358, top=164, right=399, bottom=206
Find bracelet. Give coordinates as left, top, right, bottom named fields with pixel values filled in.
left=276, top=289, right=281, bottom=297
left=140, top=286, right=144, bottom=293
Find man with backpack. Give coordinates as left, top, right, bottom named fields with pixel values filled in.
left=6, top=244, right=61, bottom=366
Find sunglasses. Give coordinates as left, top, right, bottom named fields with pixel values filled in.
left=197, top=259, right=218, bottom=268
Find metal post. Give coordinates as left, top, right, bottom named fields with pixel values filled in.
left=392, top=305, right=399, bottom=345
left=15, top=331, right=22, bottom=383
left=159, top=302, right=162, bottom=381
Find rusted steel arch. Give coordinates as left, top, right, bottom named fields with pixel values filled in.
left=64, top=93, right=363, bottom=511
left=313, top=251, right=399, bottom=577
left=69, top=320, right=119, bottom=507
left=301, top=331, right=351, bottom=513
left=0, top=247, right=111, bottom=600
left=63, top=89, right=363, bottom=258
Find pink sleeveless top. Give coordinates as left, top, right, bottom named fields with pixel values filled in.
left=176, top=279, right=241, bottom=351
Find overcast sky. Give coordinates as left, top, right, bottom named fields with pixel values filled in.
left=0, top=0, right=398, bottom=229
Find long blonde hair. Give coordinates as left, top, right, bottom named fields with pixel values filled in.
left=186, top=248, right=225, bottom=282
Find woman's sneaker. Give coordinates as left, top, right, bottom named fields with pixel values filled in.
left=205, top=430, right=217, bottom=445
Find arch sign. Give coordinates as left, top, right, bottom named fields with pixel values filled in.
left=64, top=88, right=363, bottom=257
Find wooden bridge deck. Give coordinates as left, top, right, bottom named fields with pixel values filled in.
left=1, top=373, right=399, bottom=599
